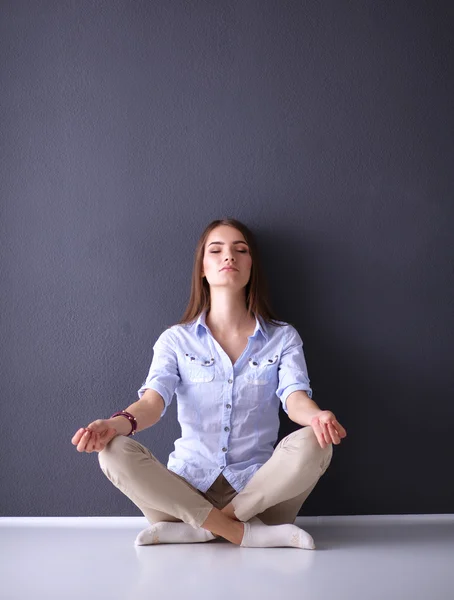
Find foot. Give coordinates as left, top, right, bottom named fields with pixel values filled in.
left=240, top=516, right=316, bottom=549
left=135, top=521, right=216, bottom=545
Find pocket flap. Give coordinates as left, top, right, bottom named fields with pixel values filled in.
left=248, top=354, right=279, bottom=368
left=184, top=353, right=215, bottom=367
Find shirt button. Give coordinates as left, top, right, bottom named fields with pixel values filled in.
left=226, top=403, right=231, bottom=409
left=224, top=426, right=230, bottom=432
left=220, top=466, right=224, bottom=470
left=228, top=379, right=233, bottom=384
left=222, top=447, right=227, bottom=452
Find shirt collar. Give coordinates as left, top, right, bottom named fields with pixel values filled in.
left=195, top=308, right=268, bottom=342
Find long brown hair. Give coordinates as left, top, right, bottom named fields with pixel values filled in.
left=175, top=218, right=287, bottom=328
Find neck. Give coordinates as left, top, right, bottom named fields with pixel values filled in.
left=206, top=293, right=254, bottom=335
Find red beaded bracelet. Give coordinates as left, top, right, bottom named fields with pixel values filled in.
left=110, top=411, right=137, bottom=436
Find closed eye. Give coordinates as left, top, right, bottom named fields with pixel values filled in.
left=210, top=250, right=247, bottom=253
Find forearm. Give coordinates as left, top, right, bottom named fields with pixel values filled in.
left=286, top=391, right=322, bottom=426
left=109, top=390, right=165, bottom=436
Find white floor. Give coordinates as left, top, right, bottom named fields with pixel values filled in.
left=1, top=515, right=453, bottom=600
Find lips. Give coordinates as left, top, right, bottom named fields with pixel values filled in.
left=221, top=267, right=238, bottom=271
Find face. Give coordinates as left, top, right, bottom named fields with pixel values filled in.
left=202, top=225, right=252, bottom=290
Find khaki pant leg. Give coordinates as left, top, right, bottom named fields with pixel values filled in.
left=98, top=435, right=214, bottom=529
left=230, top=426, right=333, bottom=523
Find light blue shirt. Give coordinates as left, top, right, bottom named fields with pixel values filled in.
left=137, top=309, right=313, bottom=494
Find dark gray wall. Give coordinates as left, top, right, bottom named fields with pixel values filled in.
left=1, top=1, right=453, bottom=517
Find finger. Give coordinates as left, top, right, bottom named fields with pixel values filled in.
left=311, top=419, right=327, bottom=448
left=76, top=430, right=92, bottom=453
left=79, top=430, right=93, bottom=452
left=327, top=422, right=341, bottom=444
left=93, top=433, right=103, bottom=452
left=71, top=428, right=86, bottom=445
left=317, top=420, right=331, bottom=443
left=97, top=433, right=107, bottom=451
left=332, top=420, right=347, bottom=437
left=86, top=432, right=98, bottom=453
left=320, top=424, right=331, bottom=445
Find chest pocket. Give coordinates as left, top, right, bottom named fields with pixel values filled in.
left=245, top=354, right=279, bottom=385
left=180, top=352, right=215, bottom=383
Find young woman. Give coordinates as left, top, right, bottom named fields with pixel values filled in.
left=71, top=218, right=347, bottom=549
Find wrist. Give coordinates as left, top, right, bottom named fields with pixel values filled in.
left=109, top=416, right=133, bottom=436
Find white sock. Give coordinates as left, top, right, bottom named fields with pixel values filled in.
left=135, top=521, right=216, bottom=545
left=240, top=516, right=316, bottom=549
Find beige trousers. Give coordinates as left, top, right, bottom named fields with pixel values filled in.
left=98, top=426, right=333, bottom=529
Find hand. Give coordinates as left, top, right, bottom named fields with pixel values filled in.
left=71, top=419, right=118, bottom=453
left=310, top=411, right=347, bottom=449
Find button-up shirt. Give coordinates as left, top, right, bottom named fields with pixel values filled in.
left=137, top=309, right=313, bottom=493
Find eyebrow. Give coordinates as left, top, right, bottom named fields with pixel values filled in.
left=208, top=240, right=249, bottom=246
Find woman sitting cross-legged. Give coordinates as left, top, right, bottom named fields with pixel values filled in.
left=71, top=217, right=347, bottom=549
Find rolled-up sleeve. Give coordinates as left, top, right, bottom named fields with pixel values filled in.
left=137, top=329, right=180, bottom=418
left=276, top=325, right=313, bottom=414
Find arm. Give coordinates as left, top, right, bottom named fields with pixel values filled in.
left=110, top=388, right=165, bottom=436
left=277, top=326, right=347, bottom=447
left=286, top=390, right=323, bottom=426
left=135, top=328, right=180, bottom=420
left=276, top=325, right=314, bottom=415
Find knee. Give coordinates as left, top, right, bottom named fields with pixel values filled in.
left=289, top=426, right=333, bottom=472
left=98, top=435, right=137, bottom=471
